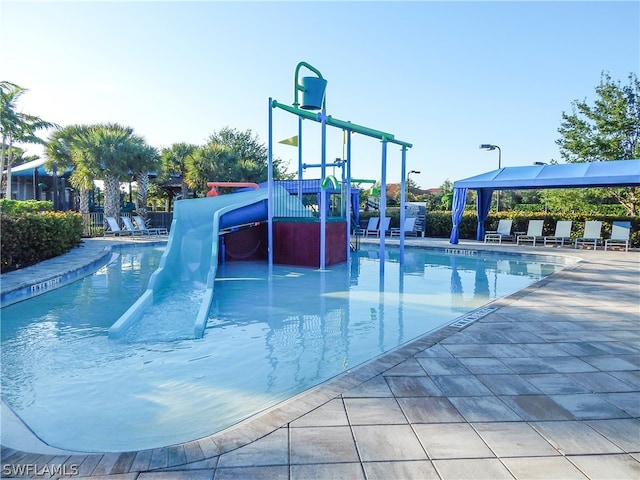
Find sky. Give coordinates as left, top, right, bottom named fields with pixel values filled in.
left=2, top=1, right=639, bottom=189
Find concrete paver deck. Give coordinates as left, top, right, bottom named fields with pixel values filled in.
left=1, top=237, right=638, bottom=479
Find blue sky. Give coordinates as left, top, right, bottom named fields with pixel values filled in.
left=2, top=1, right=638, bottom=189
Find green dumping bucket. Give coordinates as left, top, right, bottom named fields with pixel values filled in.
left=300, top=76, right=327, bottom=110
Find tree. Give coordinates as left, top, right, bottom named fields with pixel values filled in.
left=130, top=143, right=160, bottom=221
left=84, top=123, right=147, bottom=221
left=160, top=143, right=198, bottom=200
left=206, top=127, right=289, bottom=182
left=555, top=72, right=640, bottom=215
left=46, top=125, right=100, bottom=216
left=0, top=81, right=57, bottom=198
left=185, top=143, right=236, bottom=196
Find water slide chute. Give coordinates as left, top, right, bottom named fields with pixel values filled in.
left=109, top=188, right=276, bottom=339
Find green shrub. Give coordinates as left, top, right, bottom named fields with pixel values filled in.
left=1, top=211, right=83, bottom=273
left=0, top=199, right=54, bottom=215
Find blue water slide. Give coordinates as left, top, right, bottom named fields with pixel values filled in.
left=108, top=187, right=270, bottom=339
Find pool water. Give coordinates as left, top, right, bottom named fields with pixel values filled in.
left=1, top=245, right=561, bottom=452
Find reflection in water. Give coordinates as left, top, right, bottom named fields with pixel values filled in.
left=1, top=245, right=561, bottom=452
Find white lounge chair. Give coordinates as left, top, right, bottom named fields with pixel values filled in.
left=121, top=216, right=145, bottom=236
left=104, top=216, right=132, bottom=236
left=363, top=217, right=379, bottom=237
left=484, top=219, right=514, bottom=244
left=517, top=220, right=545, bottom=246
left=604, top=221, right=631, bottom=252
left=543, top=221, right=573, bottom=247
left=574, top=220, right=603, bottom=249
left=133, top=215, right=168, bottom=235
left=390, top=217, right=418, bottom=237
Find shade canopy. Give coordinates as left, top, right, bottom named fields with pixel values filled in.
left=449, top=159, right=640, bottom=244
left=453, top=159, right=640, bottom=190
left=6, top=158, right=48, bottom=178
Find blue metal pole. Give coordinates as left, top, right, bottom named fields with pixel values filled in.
left=399, top=146, right=407, bottom=263
left=379, top=139, right=388, bottom=274
left=297, top=116, right=303, bottom=199
left=267, top=98, right=274, bottom=270
left=346, top=130, right=352, bottom=264
left=320, top=108, right=327, bottom=270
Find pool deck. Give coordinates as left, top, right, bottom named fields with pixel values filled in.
left=1, top=236, right=639, bottom=479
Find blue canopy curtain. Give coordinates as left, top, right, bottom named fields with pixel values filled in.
left=448, top=187, right=468, bottom=244
left=475, top=188, right=494, bottom=241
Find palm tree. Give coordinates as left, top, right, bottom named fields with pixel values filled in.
left=160, top=143, right=198, bottom=200
left=129, top=142, right=159, bottom=221
left=82, top=123, right=139, bottom=222
left=185, top=143, right=237, bottom=196
left=0, top=81, right=57, bottom=198
left=46, top=125, right=99, bottom=216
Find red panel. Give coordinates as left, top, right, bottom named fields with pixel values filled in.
left=274, top=222, right=347, bottom=267
left=223, top=223, right=267, bottom=261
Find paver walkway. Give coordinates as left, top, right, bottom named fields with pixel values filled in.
left=1, top=237, right=638, bottom=479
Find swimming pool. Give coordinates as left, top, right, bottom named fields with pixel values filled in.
left=1, top=245, right=562, bottom=452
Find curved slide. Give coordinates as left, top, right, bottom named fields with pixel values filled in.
left=109, top=187, right=272, bottom=339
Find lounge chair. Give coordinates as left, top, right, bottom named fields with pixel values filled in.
left=133, top=215, right=168, bottom=235
left=377, top=217, right=391, bottom=237
left=390, top=217, right=418, bottom=237
left=121, top=216, right=145, bottom=236
left=543, top=221, right=573, bottom=247
left=604, top=221, right=631, bottom=252
left=574, top=220, right=603, bottom=249
left=363, top=217, right=379, bottom=237
left=517, top=220, right=545, bottom=246
left=484, top=219, right=514, bottom=244
left=104, top=216, right=132, bottom=236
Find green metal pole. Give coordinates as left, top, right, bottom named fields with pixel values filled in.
left=271, top=100, right=413, bottom=148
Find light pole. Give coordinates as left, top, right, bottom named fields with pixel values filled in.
left=407, top=169, right=420, bottom=200
left=479, top=144, right=501, bottom=211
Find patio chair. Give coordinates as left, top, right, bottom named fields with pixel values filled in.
left=377, top=217, right=391, bottom=237
left=517, top=220, right=545, bottom=246
left=121, top=216, right=145, bottom=236
left=604, top=221, right=631, bottom=252
left=484, top=219, right=514, bottom=244
left=133, top=215, right=168, bottom=235
left=574, top=220, right=603, bottom=250
left=390, top=217, right=418, bottom=237
left=104, top=216, right=132, bottom=236
left=543, top=221, right=573, bottom=247
left=363, top=217, right=379, bottom=237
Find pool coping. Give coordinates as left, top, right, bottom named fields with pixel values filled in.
left=0, top=239, right=167, bottom=307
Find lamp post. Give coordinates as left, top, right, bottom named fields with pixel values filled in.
left=479, top=144, right=501, bottom=211
left=407, top=169, right=420, bottom=200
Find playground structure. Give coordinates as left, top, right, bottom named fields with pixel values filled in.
left=109, top=62, right=414, bottom=339
left=268, top=61, right=413, bottom=271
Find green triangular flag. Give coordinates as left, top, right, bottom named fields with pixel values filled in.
left=278, top=135, right=298, bottom=147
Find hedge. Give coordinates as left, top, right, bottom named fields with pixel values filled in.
left=1, top=211, right=83, bottom=273
left=0, top=199, right=54, bottom=215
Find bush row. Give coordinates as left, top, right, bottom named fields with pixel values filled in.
left=0, top=199, right=54, bottom=215
left=358, top=210, right=640, bottom=247
left=1, top=211, right=83, bottom=273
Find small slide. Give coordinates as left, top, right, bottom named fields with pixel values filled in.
left=109, top=187, right=272, bottom=339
